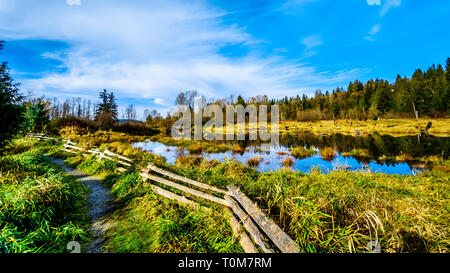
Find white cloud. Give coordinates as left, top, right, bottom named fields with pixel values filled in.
left=301, top=35, right=322, bottom=49
left=364, top=36, right=375, bottom=42
left=154, top=98, right=168, bottom=106
left=280, top=0, right=316, bottom=10
left=366, top=0, right=381, bottom=6
left=365, top=23, right=381, bottom=42
left=380, top=0, right=401, bottom=17
left=369, top=23, right=381, bottom=36
left=301, top=35, right=322, bottom=58
left=365, top=0, right=400, bottom=42
left=0, top=0, right=363, bottom=117
left=66, top=0, right=81, bottom=6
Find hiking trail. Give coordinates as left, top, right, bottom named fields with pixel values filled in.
left=50, top=158, right=115, bottom=253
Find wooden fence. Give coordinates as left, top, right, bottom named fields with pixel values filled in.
left=31, top=134, right=300, bottom=253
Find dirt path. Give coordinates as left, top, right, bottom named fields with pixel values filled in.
left=50, top=158, right=116, bottom=253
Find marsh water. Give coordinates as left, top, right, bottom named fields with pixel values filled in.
left=133, top=133, right=449, bottom=175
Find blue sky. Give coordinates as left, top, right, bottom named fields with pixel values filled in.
left=0, top=0, right=449, bottom=118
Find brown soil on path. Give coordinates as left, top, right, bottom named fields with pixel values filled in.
left=50, top=158, right=116, bottom=253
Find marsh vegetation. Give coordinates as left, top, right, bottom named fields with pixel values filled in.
left=26, top=129, right=447, bottom=253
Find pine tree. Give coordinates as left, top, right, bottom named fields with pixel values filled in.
left=394, top=76, right=412, bottom=113
left=108, top=92, right=119, bottom=122
left=410, top=69, right=427, bottom=118
left=95, top=89, right=118, bottom=129
left=0, top=41, right=25, bottom=147
left=446, top=57, right=450, bottom=83
left=96, top=89, right=109, bottom=115
left=24, top=99, right=50, bottom=133
left=362, top=80, right=374, bottom=112
left=236, top=95, right=246, bottom=107
left=373, top=80, right=393, bottom=114
left=431, top=65, right=447, bottom=112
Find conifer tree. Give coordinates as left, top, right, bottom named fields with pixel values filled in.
left=95, top=89, right=118, bottom=129
left=108, top=92, right=119, bottom=122
left=0, top=41, right=25, bottom=147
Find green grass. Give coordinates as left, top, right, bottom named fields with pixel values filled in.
left=0, top=139, right=89, bottom=253
left=35, top=131, right=450, bottom=253
left=166, top=161, right=449, bottom=252
left=105, top=194, right=242, bottom=253
left=342, top=148, right=371, bottom=160
left=143, top=146, right=449, bottom=253
left=59, top=149, right=243, bottom=253
left=290, top=146, right=316, bottom=159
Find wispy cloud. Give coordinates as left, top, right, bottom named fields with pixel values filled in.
left=364, top=0, right=401, bottom=42
left=302, top=35, right=322, bottom=49
left=380, top=0, right=402, bottom=17
left=66, top=0, right=81, bottom=6
left=277, top=0, right=317, bottom=14
left=301, top=35, right=322, bottom=57
left=365, top=23, right=381, bottom=41
left=0, top=0, right=364, bottom=116
left=369, top=24, right=381, bottom=36
left=154, top=98, right=169, bottom=106
left=366, top=0, right=381, bottom=6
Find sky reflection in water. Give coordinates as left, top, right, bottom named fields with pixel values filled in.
left=133, top=140, right=420, bottom=175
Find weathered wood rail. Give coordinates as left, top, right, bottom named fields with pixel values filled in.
left=31, top=134, right=300, bottom=253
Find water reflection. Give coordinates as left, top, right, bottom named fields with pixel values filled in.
left=133, top=133, right=449, bottom=175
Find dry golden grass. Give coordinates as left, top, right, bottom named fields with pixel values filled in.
left=175, top=155, right=203, bottom=168
left=211, top=118, right=450, bottom=137
left=282, top=157, right=295, bottom=167
left=396, top=153, right=414, bottom=162
left=279, top=118, right=450, bottom=137
left=247, top=156, right=263, bottom=167
left=231, top=143, right=245, bottom=153
left=320, top=147, right=336, bottom=161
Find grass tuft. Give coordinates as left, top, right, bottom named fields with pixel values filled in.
left=320, top=147, right=336, bottom=161
left=290, top=147, right=316, bottom=159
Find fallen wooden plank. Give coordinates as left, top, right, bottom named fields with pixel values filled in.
left=226, top=208, right=259, bottom=253
left=227, top=184, right=300, bottom=253
left=64, top=144, right=83, bottom=151
left=104, top=150, right=133, bottom=163
left=225, top=195, right=275, bottom=253
left=149, top=183, right=209, bottom=212
left=146, top=164, right=228, bottom=195
left=88, top=150, right=130, bottom=167
left=117, top=167, right=127, bottom=173
left=141, top=172, right=230, bottom=207
left=117, top=160, right=131, bottom=167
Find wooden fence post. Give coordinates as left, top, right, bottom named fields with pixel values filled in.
left=227, top=184, right=300, bottom=253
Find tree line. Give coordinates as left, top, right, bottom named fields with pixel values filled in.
left=172, top=59, right=449, bottom=122
left=269, top=59, right=449, bottom=121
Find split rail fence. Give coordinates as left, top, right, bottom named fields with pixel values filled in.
left=31, top=134, right=300, bottom=253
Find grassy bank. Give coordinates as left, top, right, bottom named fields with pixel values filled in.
left=54, top=130, right=449, bottom=253
left=280, top=118, right=450, bottom=137
left=205, top=118, right=450, bottom=137
left=60, top=152, right=243, bottom=253
left=18, top=129, right=449, bottom=253
left=0, top=139, right=89, bottom=253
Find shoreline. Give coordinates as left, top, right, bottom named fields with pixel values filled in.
left=202, top=118, right=450, bottom=137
